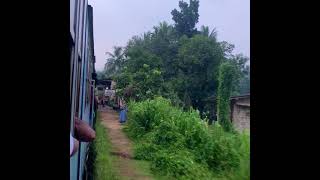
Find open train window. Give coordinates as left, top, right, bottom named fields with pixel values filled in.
left=76, top=56, right=82, bottom=118
left=70, top=37, right=75, bottom=100
left=70, top=35, right=75, bottom=132
left=71, top=54, right=82, bottom=134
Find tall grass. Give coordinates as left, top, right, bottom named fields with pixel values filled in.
left=124, top=97, right=250, bottom=180
left=93, top=113, right=119, bottom=180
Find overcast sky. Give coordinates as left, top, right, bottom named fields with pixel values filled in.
left=88, top=0, right=250, bottom=71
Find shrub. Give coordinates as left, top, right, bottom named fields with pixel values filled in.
left=150, top=150, right=210, bottom=180
left=173, top=109, right=211, bottom=150
left=133, top=142, right=159, bottom=161
left=133, top=121, right=186, bottom=161
left=125, top=97, right=249, bottom=179
left=126, top=97, right=172, bottom=138
left=192, top=123, right=240, bottom=174
left=228, top=131, right=250, bottom=180
left=151, top=121, right=186, bottom=148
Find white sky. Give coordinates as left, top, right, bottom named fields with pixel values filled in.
left=89, top=0, right=250, bottom=71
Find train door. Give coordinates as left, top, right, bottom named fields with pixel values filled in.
left=70, top=56, right=82, bottom=180
left=70, top=55, right=83, bottom=180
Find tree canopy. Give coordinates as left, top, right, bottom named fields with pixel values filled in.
left=101, top=0, right=250, bottom=121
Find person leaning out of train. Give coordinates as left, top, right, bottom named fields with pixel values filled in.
left=70, top=117, right=96, bottom=157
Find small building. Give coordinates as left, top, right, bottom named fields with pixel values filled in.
left=230, top=94, right=250, bottom=132
left=95, top=79, right=111, bottom=101
left=96, top=79, right=112, bottom=90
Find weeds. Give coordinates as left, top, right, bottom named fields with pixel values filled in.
left=125, top=97, right=250, bottom=179
left=93, top=113, right=120, bottom=180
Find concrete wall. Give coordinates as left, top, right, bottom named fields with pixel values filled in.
left=231, top=97, right=250, bottom=131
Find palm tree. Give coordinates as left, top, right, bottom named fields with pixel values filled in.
left=104, top=46, right=125, bottom=77
left=199, top=25, right=217, bottom=41
left=153, top=22, right=174, bottom=38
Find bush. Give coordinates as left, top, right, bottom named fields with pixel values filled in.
left=174, top=109, right=211, bottom=150
left=125, top=97, right=172, bottom=138
left=228, top=131, right=250, bottom=180
left=209, top=124, right=240, bottom=172
left=150, top=150, right=210, bottom=180
left=133, top=122, right=186, bottom=161
left=151, top=121, right=186, bottom=148
left=133, top=142, right=159, bottom=161
left=125, top=97, right=249, bottom=179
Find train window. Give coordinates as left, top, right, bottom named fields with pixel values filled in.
left=86, top=78, right=90, bottom=105
left=70, top=41, right=75, bottom=100
left=70, top=35, right=76, bottom=132
left=75, top=56, right=82, bottom=118
left=70, top=0, right=76, bottom=39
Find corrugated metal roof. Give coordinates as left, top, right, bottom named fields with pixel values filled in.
left=230, top=93, right=250, bottom=100
left=236, top=102, right=250, bottom=107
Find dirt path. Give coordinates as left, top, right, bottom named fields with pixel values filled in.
left=99, top=106, right=152, bottom=180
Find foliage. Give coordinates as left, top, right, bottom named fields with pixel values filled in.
left=96, top=70, right=107, bottom=80
left=133, top=142, right=159, bottom=161
left=229, top=131, right=250, bottom=180
left=125, top=97, right=249, bottom=179
left=239, top=74, right=250, bottom=95
left=124, top=97, right=171, bottom=138
left=104, top=46, right=125, bottom=78
left=104, top=0, right=250, bottom=122
left=150, top=149, right=210, bottom=180
left=98, top=0, right=250, bottom=179
left=176, top=34, right=224, bottom=112
left=217, top=62, right=237, bottom=132
left=171, top=0, right=200, bottom=37
left=229, top=54, right=250, bottom=96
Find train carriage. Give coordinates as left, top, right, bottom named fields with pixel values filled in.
left=70, top=0, right=96, bottom=180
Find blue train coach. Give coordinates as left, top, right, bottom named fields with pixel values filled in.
left=70, top=0, right=96, bottom=179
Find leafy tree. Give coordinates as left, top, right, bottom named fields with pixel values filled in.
left=176, top=34, right=224, bottom=112
left=171, top=0, right=200, bottom=37
left=239, top=74, right=250, bottom=94
left=109, top=0, right=249, bottom=124
left=150, top=22, right=179, bottom=79
left=96, top=70, right=107, bottom=80
left=217, top=62, right=237, bottom=132
left=115, top=44, right=164, bottom=101
left=229, top=54, right=250, bottom=95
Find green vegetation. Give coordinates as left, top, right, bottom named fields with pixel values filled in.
left=101, top=0, right=250, bottom=122
left=93, top=113, right=120, bottom=180
left=171, top=0, right=199, bottom=37
left=124, top=97, right=250, bottom=179
left=217, top=62, right=237, bottom=132
left=132, top=160, right=176, bottom=180
left=97, top=0, right=250, bottom=179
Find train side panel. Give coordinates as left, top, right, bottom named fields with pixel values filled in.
left=70, top=0, right=95, bottom=180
